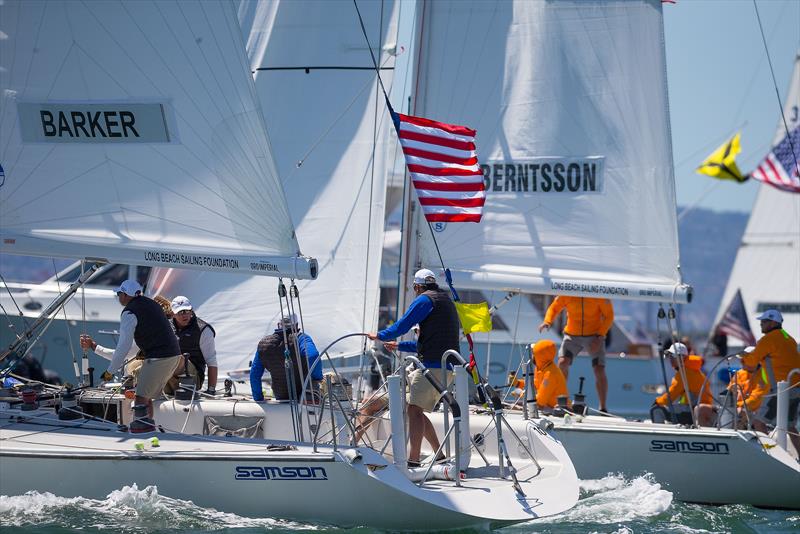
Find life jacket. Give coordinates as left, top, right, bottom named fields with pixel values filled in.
left=173, top=315, right=215, bottom=378
left=417, top=288, right=460, bottom=365
left=543, top=296, right=614, bottom=337
left=124, top=296, right=180, bottom=359
left=531, top=340, right=568, bottom=408
left=256, top=329, right=309, bottom=401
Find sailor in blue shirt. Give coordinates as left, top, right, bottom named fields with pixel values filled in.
left=368, top=268, right=460, bottom=467
left=250, top=311, right=321, bottom=401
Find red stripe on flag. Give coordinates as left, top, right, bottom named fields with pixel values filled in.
left=418, top=197, right=486, bottom=207
left=425, top=213, right=483, bottom=223
left=398, top=129, right=476, bottom=151
left=397, top=113, right=476, bottom=137
left=407, top=164, right=483, bottom=176
left=413, top=180, right=485, bottom=192
left=401, top=147, right=477, bottom=166
left=765, top=157, right=785, bottom=184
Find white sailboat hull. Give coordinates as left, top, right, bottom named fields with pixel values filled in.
left=549, top=414, right=800, bottom=509
left=0, top=404, right=578, bottom=529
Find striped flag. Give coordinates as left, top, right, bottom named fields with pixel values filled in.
left=750, top=125, right=800, bottom=193
left=389, top=105, right=485, bottom=223
left=717, top=289, right=756, bottom=345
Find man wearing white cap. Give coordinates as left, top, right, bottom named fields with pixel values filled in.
left=250, top=309, right=321, bottom=401
left=740, top=309, right=800, bottom=453
left=169, top=296, right=218, bottom=395
left=368, top=268, right=460, bottom=467
left=103, top=280, right=182, bottom=429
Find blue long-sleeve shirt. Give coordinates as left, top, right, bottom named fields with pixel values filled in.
left=250, top=331, right=321, bottom=401
left=377, top=293, right=446, bottom=368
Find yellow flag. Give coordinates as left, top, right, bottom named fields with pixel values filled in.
left=696, top=133, right=746, bottom=182
left=455, top=301, right=492, bottom=335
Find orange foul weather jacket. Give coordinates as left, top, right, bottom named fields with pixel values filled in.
left=543, top=296, right=614, bottom=337
left=742, top=328, right=800, bottom=388
left=728, top=368, right=769, bottom=411
left=656, top=355, right=713, bottom=407
left=532, top=340, right=569, bottom=409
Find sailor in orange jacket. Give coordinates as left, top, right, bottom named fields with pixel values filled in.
left=539, top=296, right=613, bottom=412
left=531, top=339, right=569, bottom=410
left=740, top=309, right=800, bottom=453
left=655, top=342, right=713, bottom=408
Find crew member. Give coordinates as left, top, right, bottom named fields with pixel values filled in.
left=250, top=310, right=321, bottom=401
left=740, top=309, right=800, bottom=453
left=651, top=342, right=712, bottom=424
left=539, top=296, right=614, bottom=412
left=168, top=296, right=218, bottom=395
left=531, top=339, right=569, bottom=410
left=106, top=280, right=181, bottom=427
left=368, top=268, right=460, bottom=468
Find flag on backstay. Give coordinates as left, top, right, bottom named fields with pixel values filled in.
left=455, top=301, right=493, bottom=335
left=389, top=105, right=485, bottom=222
left=696, top=133, right=746, bottom=183
left=717, top=289, right=756, bottom=346
left=750, top=125, right=800, bottom=193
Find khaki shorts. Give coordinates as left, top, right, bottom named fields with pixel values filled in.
left=136, top=355, right=181, bottom=400
left=164, top=359, right=203, bottom=395
left=408, top=368, right=453, bottom=412
left=559, top=334, right=606, bottom=367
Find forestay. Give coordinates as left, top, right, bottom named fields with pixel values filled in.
left=715, top=52, right=800, bottom=337
left=0, top=0, right=315, bottom=279
left=148, top=0, right=399, bottom=369
left=410, top=0, right=690, bottom=303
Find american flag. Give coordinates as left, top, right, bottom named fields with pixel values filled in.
left=750, top=125, right=800, bottom=193
left=717, top=289, right=756, bottom=345
left=389, top=105, right=485, bottom=223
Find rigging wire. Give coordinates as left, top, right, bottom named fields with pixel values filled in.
left=753, top=0, right=800, bottom=178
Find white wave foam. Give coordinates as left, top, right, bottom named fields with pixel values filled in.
left=538, top=474, right=673, bottom=525
left=0, top=484, right=315, bottom=530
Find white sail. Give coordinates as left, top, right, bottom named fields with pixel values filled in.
left=149, top=0, right=399, bottom=369
left=716, top=52, right=800, bottom=339
left=408, top=0, right=690, bottom=303
left=0, top=0, right=315, bottom=279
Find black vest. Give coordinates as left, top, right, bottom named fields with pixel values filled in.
left=123, top=296, right=181, bottom=359
left=417, top=288, right=460, bottom=364
left=174, top=316, right=215, bottom=376
left=256, top=330, right=309, bottom=401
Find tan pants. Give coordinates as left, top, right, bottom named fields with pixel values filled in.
left=164, top=359, right=204, bottom=396
left=135, top=355, right=181, bottom=399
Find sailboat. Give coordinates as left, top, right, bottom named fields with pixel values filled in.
left=714, top=51, right=800, bottom=344
left=0, top=0, right=580, bottom=528
left=395, top=0, right=799, bottom=508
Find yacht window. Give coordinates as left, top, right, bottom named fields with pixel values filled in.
left=136, top=266, right=151, bottom=287
left=88, top=264, right=130, bottom=287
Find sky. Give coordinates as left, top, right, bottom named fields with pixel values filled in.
left=664, top=0, right=800, bottom=215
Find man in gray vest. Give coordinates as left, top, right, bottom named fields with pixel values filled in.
left=105, top=280, right=181, bottom=427
left=368, top=268, right=460, bottom=467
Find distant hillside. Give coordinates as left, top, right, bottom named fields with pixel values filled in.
left=614, top=207, right=749, bottom=337
left=0, top=256, right=73, bottom=283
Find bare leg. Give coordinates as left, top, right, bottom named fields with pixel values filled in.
left=408, top=404, right=426, bottom=463
left=789, top=431, right=800, bottom=460
left=354, top=397, right=387, bottom=443
left=695, top=404, right=715, bottom=426
left=558, top=357, right=571, bottom=381
left=422, top=414, right=441, bottom=457
left=594, top=364, right=608, bottom=412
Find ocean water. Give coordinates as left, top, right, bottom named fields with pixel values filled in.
left=2, top=475, right=797, bottom=533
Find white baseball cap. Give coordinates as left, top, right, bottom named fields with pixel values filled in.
left=413, top=268, right=437, bottom=285
left=171, top=296, right=193, bottom=313
left=666, top=342, right=689, bottom=357
left=755, top=309, right=783, bottom=323
left=114, top=279, right=142, bottom=297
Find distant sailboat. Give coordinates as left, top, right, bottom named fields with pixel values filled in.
left=714, top=51, right=800, bottom=340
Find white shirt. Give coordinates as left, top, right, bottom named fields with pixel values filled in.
left=107, top=311, right=137, bottom=374
left=198, top=327, right=218, bottom=367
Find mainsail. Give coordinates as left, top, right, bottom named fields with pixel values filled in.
left=0, top=0, right=315, bottom=279
left=715, top=52, right=800, bottom=338
left=149, top=0, right=399, bottom=369
left=407, top=0, right=690, bottom=304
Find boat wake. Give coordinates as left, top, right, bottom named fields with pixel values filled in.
left=0, top=484, right=316, bottom=532
left=534, top=474, right=673, bottom=527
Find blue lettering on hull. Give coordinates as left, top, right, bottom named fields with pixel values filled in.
left=649, top=440, right=730, bottom=454
left=235, top=466, right=328, bottom=481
